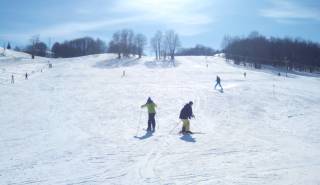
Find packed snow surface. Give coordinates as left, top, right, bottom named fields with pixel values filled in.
left=1, top=48, right=320, bottom=185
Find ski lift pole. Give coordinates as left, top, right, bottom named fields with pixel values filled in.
left=273, top=80, right=275, bottom=98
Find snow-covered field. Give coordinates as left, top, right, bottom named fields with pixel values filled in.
left=1, top=48, right=320, bottom=185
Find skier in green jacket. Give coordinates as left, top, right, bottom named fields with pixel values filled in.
left=141, top=97, right=157, bottom=132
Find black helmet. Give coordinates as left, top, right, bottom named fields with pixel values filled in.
left=189, top=101, right=193, bottom=105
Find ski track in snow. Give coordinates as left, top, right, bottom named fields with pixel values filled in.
left=0, top=49, right=320, bottom=185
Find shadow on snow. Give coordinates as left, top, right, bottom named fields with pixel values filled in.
left=144, top=59, right=179, bottom=69
left=94, top=58, right=139, bottom=69
left=180, top=134, right=196, bottom=143
left=93, top=57, right=180, bottom=69
left=134, top=131, right=153, bottom=140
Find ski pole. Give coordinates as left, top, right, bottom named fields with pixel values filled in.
left=156, top=113, right=159, bottom=130
left=136, top=109, right=142, bottom=136
left=192, top=117, right=202, bottom=133
left=169, top=121, right=181, bottom=134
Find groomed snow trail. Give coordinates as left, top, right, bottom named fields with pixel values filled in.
left=0, top=50, right=320, bottom=185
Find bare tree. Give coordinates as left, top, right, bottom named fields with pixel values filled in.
left=109, top=31, right=121, bottom=58
left=165, top=30, right=180, bottom=60
left=161, top=37, right=168, bottom=60
left=127, top=30, right=135, bottom=56
left=134, top=33, right=147, bottom=58
left=150, top=31, right=163, bottom=60
left=155, top=31, right=162, bottom=60
left=30, top=35, right=40, bottom=59
left=109, top=29, right=142, bottom=58
left=25, top=35, right=49, bottom=57
left=150, top=37, right=158, bottom=60
left=120, top=29, right=134, bottom=57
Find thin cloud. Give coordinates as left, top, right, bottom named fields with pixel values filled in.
left=22, top=0, right=214, bottom=39
left=112, top=0, right=214, bottom=35
left=1, top=0, right=216, bottom=45
left=260, top=0, right=320, bottom=22
left=1, top=16, right=143, bottom=43
left=34, top=16, right=143, bottom=38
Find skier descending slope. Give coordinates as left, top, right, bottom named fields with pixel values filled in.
left=11, top=74, right=14, bottom=84
left=141, top=97, right=157, bottom=132
left=179, top=101, right=195, bottom=134
left=214, top=75, right=223, bottom=92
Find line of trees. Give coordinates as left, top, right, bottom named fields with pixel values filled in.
left=3, top=29, right=182, bottom=60
left=150, top=30, right=181, bottom=60
left=177, top=44, right=217, bottom=56
left=52, top=37, right=107, bottom=58
left=108, top=29, right=147, bottom=59
left=223, top=31, right=320, bottom=72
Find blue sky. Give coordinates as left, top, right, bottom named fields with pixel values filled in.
left=1, top=0, right=319, bottom=50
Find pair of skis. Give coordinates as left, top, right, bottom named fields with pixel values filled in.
left=168, top=121, right=205, bottom=135
left=178, top=131, right=205, bottom=135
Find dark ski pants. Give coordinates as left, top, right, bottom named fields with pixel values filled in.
left=215, top=82, right=223, bottom=90
left=147, top=113, right=156, bottom=132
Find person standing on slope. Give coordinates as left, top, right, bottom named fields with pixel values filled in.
left=214, top=75, right=223, bottom=91
left=141, top=97, right=157, bottom=132
left=11, top=74, right=14, bottom=84
left=179, top=101, right=195, bottom=134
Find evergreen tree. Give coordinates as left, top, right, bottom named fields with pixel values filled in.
left=7, top=42, right=11, bottom=49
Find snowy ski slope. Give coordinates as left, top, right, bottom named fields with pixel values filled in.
left=0, top=48, right=320, bottom=185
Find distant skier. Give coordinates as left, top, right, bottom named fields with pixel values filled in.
left=179, top=101, right=195, bottom=134
left=122, top=70, right=126, bottom=77
left=141, top=97, right=157, bottom=132
left=214, top=76, right=223, bottom=91
left=25, top=73, right=28, bottom=80
left=11, top=74, right=14, bottom=84
left=244, top=72, right=246, bottom=78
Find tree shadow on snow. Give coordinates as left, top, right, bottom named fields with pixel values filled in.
left=180, top=134, right=196, bottom=143
left=144, top=59, right=180, bottom=68
left=94, top=58, right=140, bottom=69
left=134, top=131, right=153, bottom=140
